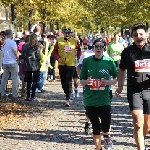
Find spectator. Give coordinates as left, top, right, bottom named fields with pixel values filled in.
left=18, top=35, right=30, bottom=91
left=22, top=33, right=41, bottom=101
left=0, top=29, right=20, bottom=98
left=0, top=32, right=6, bottom=75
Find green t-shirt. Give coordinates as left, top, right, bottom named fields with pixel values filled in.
left=80, top=55, right=117, bottom=107
left=107, top=42, right=124, bottom=61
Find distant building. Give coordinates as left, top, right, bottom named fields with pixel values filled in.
left=0, top=6, right=14, bottom=31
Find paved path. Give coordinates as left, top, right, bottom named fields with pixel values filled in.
left=0, top=80, right=149, bottom=150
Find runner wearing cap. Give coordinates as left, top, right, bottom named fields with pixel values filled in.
left=54, top=28, right=81, bottom=107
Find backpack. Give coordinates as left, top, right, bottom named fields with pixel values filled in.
left=22, top=44, right=41, bottom=71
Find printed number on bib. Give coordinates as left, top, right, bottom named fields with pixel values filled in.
left=135, top=59, right=150, bottom=72
left=90, top=79, right=105, bottom=90
left=112, top=53, right=118, bottom=57
left=112, top=53, right=121, bottom=59
left=64, top=45, right=73, bottom=52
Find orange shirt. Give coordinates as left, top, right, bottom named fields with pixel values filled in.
left=106, top=37, right=111, bottom=45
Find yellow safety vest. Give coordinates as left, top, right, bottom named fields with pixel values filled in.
left=57, top=37, right=78, bottom=66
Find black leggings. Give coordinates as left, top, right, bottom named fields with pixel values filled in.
left=58, top=65, right=75, bottom=100
left=48, top=61, right=56, bottom=80
left=25, top=71, right=39, bottom=98
left=85, top=105, right=111, bottom=135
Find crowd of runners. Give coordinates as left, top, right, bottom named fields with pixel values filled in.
left=0, top=22, right=150, bottom=150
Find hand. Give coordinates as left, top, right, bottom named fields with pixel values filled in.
left=115, top=87, right=123, bottom=97
left=0, top=68, right=4, bottom=75
left=86, top=76, right=93, bottom=85
left=40, top=44, right=44, bottom=50
left=101, top=78, right=109, bottom=86
left=58, top=58, right=62, bottom=63
left=18, top=51, right=21, bottom=56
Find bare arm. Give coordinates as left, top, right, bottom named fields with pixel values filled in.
left=107, top=78, right=117, bottom=85
left=117, top=68, right=126, bottom=88
left=80, top=79, right=88, bottom=87
left=13, top=48, right=19, bottom=60
left=76, top=67, right=81, bottom=76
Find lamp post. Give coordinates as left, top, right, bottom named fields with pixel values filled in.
left=56, top=22, right=60, bottom=30
left=28, top=4, right=33, bottom=31
left=11, top=4, right=16, bottom=24
left=42, top=8, right=46, bottom=33
left=50, top=21, right=54, bottom=32
left=146, top=22, right=149, bottom=31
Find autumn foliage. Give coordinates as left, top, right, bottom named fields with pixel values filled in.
left=0, top=0, right=150, bottom=33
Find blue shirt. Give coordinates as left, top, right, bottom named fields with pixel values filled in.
left=2, top=38, right=17, bottom=64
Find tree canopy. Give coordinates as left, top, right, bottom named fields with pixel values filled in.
left=0, top=0, right=150, bottom=33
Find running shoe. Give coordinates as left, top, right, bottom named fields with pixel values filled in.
left=75, top=89, right=79, bottom=98
left=103, top=137, right=113, bottom=150
left=24, top=97, right=31, bottom=101
left=70, top=93, right=75, bottom=100
left=84, top=122, right=91, bottom=135
left=65, top=100, right=70, bottom=107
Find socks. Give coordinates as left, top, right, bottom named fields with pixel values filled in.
left=104, top=134, right=111, bottom=140
left=86, top=118, right=90, bottom=123
left=66, top=100, right=69, bottom=104
left=104, top=134, right=110, bottom=138
left=74, top=88, right=78, bottom=93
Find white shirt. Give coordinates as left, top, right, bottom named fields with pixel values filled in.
left=78, top=49, right=94, bottom=65
left=2, top=38, right=17, bottom=64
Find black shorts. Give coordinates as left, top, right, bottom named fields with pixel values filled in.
left=85, top=90, right=113, bottom=116
left=127, top=87, right=150, bottom=114
left=73, top=67, right=79, bottom=79
left=85, top=106, right=111, bottom=135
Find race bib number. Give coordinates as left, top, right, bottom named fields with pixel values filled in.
left=135, top=59, right=150, bottom=72
left=64, top=45, right=73, bottom=52
left=90, top=79, right=105, bottom=90
left=112, top=53, right=121, bottom=59
left=112, top=53, right=118, bottom=57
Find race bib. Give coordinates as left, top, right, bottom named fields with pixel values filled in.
left=64, top=45, right=73, bottom=52
left=112, top=53, right=118, bottom=57
left=135, top=59, right=150, bottom=72
left=90, top=79, right=105, bottom=90
left=112, top=53, right=121, bottom=59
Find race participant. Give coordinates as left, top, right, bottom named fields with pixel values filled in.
left=54, top=28, right=81, bottom=107
left=80, top=38, right=117, bottom=150
left=77, top=40, right=113, bottom=135
left=107, top=34, right=124, bottom=68
left=70, top=31, right=80, bottom=99
left=77, top=42, right=94, bottom=134
left=115, top=23, right=150, bottom=150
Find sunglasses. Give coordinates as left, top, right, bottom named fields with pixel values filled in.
left=65, top=32, right=70, bottom=34
left=95, top=45, right=105, bottom=49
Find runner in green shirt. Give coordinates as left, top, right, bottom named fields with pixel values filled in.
left=107, top=34, right=124, bottom=68
left=80, top=38, right=117, bottom=150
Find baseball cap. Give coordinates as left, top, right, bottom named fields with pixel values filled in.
left=63, top=28, right=71, bottom=33
left=93, top=38, right=106, bottom=46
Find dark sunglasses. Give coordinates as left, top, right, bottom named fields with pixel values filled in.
left=95, top=45, right=105, bottom=49
left=65, top=32, right=70, bottom=34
